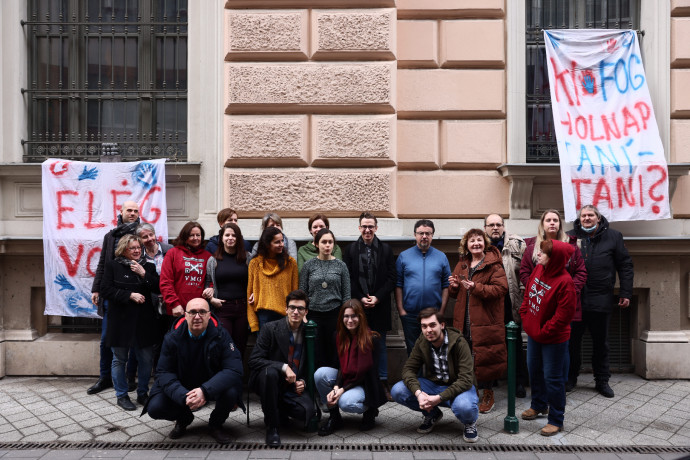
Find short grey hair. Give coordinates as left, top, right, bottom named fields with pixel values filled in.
left=136, top=223, right=156, bottom=237
left=578, top=205, right=602, bottom=220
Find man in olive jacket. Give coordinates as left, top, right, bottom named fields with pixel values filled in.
left=390, top=308, right=479, bottom=443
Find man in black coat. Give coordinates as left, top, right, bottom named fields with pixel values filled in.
left=248, top=289, right=315, bottom=447
left=343, top=211, right=396, bottom=400
left=143, top=298, right=244, bottom=444
left=567, top=205, right=634, bottom=398
left=87, top=200, right=141, bottom=395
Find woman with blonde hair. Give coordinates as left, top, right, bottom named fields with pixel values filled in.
left=448, top=228, right=508, bottom=415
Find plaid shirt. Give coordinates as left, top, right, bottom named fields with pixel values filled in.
left=430, top=330, right=450, bottom=382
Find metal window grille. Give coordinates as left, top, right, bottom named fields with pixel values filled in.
left=525, top=0, right=640, bottom=163
left=22, top=0, right=188, bottom=162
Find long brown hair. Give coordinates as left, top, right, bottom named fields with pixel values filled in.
left=336, top=299, right=379, bottom=355
left=214, top=223, right=247, bottom=264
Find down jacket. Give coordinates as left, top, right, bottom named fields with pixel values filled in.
left=449, top=246, right=508, bottom=382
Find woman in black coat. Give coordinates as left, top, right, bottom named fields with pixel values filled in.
left=101, top=234, right=160, bottom=411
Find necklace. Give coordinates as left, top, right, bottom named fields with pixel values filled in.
left=317, top=258, right=335, bottom=289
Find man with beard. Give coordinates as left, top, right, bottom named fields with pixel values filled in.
left=87, top=200, right=141, bottom=395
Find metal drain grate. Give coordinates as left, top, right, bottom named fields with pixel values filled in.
left=0, top=442, right=689, bottom=453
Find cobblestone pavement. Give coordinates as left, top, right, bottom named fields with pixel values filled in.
left=0, top=373, right=689, bottom=459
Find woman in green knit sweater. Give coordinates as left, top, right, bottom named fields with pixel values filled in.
left=297, top=214, right=343, bottom=272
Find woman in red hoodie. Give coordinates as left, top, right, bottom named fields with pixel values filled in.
left=160, top=222, right=212, bottom=329
left=519, top=239, right=576, bottom=437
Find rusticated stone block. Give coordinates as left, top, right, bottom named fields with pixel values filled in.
left=398, top=20, right=438, bottom=68
left=671, top=70, right=690, bottom=117
left=441, top=120, right=505, bottom=168
left=226, top=63, right=395, bottom=113
left=397, top=170, right=508, bottom=217
left=397, top=120, right=439, bottom=169
left=225, top=116, right=308, bottom=166
left=397, top=0, right=505, bottom=19
left=440, top=20, right=504, bottom=68
left=397, top=69, right=504, bottom=117
left=225, top=10, right=308, bottom=60
left=312, top=115, right=395, bottom=166
left=672, top=18, right=690, bottom=66
left=224, top=169, right=394, bottom=216
left=312, top=9, right=395, bottom=60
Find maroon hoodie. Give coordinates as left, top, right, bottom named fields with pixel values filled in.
left=519, top=240, right=577, bottom=344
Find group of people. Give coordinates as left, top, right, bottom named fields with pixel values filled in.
left=84, top=202, right=633, bottom=445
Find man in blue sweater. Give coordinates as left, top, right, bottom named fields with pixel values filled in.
left=395, top=219, right=451, bottom=354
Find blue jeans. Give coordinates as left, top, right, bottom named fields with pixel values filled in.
left=527, top=337, right=569, bottom=427
left=400, top=314, right=421, bottom=356
left=391, top=378, right=478, bottom=425
left=314, top=367, right=367, bottom=414
left=112, top=345, right=153, bottom=398
left=100, top=301, right=136, bottom=379
left=257, top=310, right=284, bottom=330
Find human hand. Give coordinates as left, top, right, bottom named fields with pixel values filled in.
left=130, top=261, right=145, bottom=277
left=202, top=288, right=214, bottom=299
left=185, top=387, right=206, bottom=410
left=248, top=293, right=254, bottom=304
left=326, top=387, right=343, bottom=406
left=285, top=366, right=297, bottom=384
left=618, top=297, right=630, bottom=308
left=295, top=379, right=305, bottom=395
left=172, top=305, right=185, bottom=317
left=130, top=292, right=146, bottom=303
left=210, top=298, right=225, bottom=309
left=460, top=279, right=474, bottom=291
left=448, top=275, right=460, bottom=289
left=91, top=292, right=99, bottom=305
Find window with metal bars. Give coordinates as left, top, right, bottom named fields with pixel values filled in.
left=22, top=0, right=188, bottom=162
left=526, top=0, right=640, bottom=163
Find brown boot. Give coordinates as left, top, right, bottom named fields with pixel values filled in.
left=478, top=389, right=494, bottom=414
left=521, top=407, right=549, bottom=420
left=382, top=381, right=393, bottom=402
left=540, top=423, right=563, bottom=436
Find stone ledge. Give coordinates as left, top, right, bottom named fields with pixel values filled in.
left=226, top=62, right=396, bottom=114
left=223, top=168, right=394, bottom=217
left=5, top=334, right=100, bottom=375
left=397, top=0, right=505, bottom=19
left=311, top=9, right=396, bottom=60
left=225, top=9, right=308, bottom=61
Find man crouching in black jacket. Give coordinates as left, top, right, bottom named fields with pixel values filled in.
left=142, top=298, right=243, bottom=444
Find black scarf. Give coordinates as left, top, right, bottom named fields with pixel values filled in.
left=357, top=236, right=379, bottom=296
left=114, top=254, right=146, bottom=268
left=112, top=214, right=141, bottom=242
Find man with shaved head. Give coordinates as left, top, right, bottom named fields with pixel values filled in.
left=87, top=200, right=141, bottom=395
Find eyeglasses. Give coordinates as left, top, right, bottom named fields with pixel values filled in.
left=485, top=223, right=503, bottom=228
left=415, top=231, right=433, bottom=237
left=186, top=310, right=210, bottom=317
left=360, top=225, right=376, bottom=230
left=343, top=314, right=359, bottom=320
left=128, top=246, right=142, bottom=251
left=287, top=305, right=307, bottom=313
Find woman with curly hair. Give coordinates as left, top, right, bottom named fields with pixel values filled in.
left=448, top=228, right=508, bottom=414
left=247, top=226, right=299, bottom=332
left=314, top=299, right=387, bottom=436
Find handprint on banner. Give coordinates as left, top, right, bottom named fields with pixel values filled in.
left=66, top=291, right=95, bottom=316
left=133, top=162, right=158, bottom=190
left=580, top=71, right=597, bottom=96
left=54, top=274, right=75, bottom=291
left=78, top=166, right=99, bottom=181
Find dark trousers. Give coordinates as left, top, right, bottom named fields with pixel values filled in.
left=568, top=310, right=612, bottom=383
left=147, top=386, right=241, bottom=427
left=214, top=299, right=249, bottom=360
left=308, top=309, right=339, bottom=369
left=400, top=314, right=421, bottom=356
left=527, top=338, right=569, bottom=428
left=254, top=367, right=314, bottom=430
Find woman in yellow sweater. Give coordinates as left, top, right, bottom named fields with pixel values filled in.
left=247, top=226, right=299, bottom=332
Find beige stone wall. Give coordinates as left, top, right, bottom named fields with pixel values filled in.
left=671, top=2, right=690, bottom=216
left=223, top=2, right=508, bottom=219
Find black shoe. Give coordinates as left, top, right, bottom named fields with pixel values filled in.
left=87, top=377, right=112, bottom=395
left=516, top=383, right=526, bottom=398
left=266, top=426, right=281, bottom=447
left=136, top=393, right=148, bottom=406
left=565, top=379, right=577, bottom=393
left=127, top=375, right=137, bottom=392
left=209, top=425, right=232, bottom=445
left=417, top=408, right=443, bottom=434
left=318, top=408, right=344, bottom=436
left=382, top=381, right=393, bottom=402
left=116, top=395, right=136, bottom=411
left=359, top=408, right=378, bottom=431
left=595, top=381, right=614, bottom=398
left=169, top=420, right=189, bottom=440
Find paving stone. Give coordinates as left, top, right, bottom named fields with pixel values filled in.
left=40, top=450, right=91, bottom=459
left=83, top=450, right=131, bottom=458
left=123, top=451, right=169, bottom=460
left=1, top=449, right=51, bottom=458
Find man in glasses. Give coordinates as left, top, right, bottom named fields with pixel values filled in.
left=248, top=289, right=315, bottom=447
left=484, top=214, right=528, bottom=398
left=344, top=211, right=396, bottom=400
left=395, top=219, right=451, bottom=355
left=143, top=298, right=243, bottom=445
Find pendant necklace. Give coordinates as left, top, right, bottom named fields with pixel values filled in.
left=318, top=258, right=334, bottom=289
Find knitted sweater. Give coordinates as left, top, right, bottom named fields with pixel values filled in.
left=296, top=242, right=343, bottom=272
left=299, top=257, right=351, bottom=313
left=247, top=255, right=299, bottom=332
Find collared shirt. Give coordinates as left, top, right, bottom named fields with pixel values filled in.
left=144, top=242, right=165, bottom=275
left=430, top=330, right=450, bottom=382
left=188, top=328, right=207, bottom=340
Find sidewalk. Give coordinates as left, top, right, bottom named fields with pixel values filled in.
left=1, top=373, right=689, bottom=458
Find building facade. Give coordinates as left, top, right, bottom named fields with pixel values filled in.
left=1, top=0, right=690, bottom=379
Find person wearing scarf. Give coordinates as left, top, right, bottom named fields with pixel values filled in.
left=101, top=234, right=160, bottom=411
left=314, top=299, right=387, bottom=436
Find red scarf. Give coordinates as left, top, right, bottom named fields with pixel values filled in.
left=337, top=334, right=374, bottom=388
